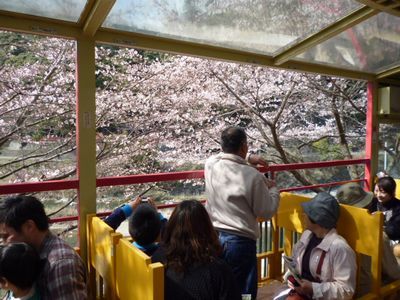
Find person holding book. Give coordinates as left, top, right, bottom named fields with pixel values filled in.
left=284, top=192, right=356, bottom=300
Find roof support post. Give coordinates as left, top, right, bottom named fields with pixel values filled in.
left=76, top=37, right=97, bottom=264
left=364, top=81, right=379, bottom=191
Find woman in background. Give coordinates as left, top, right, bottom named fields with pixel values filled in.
left=152, top=200, right=241, bottom=300
left=368, top=176, right=400, bottom=242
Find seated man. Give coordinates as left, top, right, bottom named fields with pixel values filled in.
left=0, top=195, right=87, bottom=300
left=336, top=182, right=400, bottom=294
left=282, top=192, right=356, bottom=300
left=104, top=196, right=167, bottom=256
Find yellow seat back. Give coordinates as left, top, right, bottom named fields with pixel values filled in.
left=395, top=179, right=400, bottom=199
left=276, top=192, right=309, bottom=256
left=87, top=214, right=122, bottom=299
left=115, top=238, right=164, bottom=300
left=276, top=193, right=385, bottom=299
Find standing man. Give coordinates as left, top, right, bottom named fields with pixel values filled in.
left=205, top=126, right=280, bottom=300
left=0, top=195, right=87, bottom=300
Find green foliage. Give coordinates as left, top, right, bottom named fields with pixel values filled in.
left=312, top=138, right=343, bottom=161
left=0, top=32, right=44, bottom=66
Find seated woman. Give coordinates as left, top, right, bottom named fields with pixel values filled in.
left=152, top=200, right=241, bottom=300
left=367, top=176, right=400, bottom=243
left=283, top=192, right=356, bottom=300
left=336, top=181, right=400, bottom=294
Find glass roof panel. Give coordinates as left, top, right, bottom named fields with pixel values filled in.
left=104, top=0, right=362, bottom=56
left=295, top=12, right=400, bottom=73
left=0, top=0, right=87, bottom=22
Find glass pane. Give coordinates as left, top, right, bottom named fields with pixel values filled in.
left=0, top=0, right=87, bottom=22
left=378, top=123, right=400, bottom=178
left=0, top=190, right=79, bottom=247
left=0, top=31, right=77, bottom=183
left=295, top=12, right=400, bottom=73
left=103, top=0, right=362, bottom=55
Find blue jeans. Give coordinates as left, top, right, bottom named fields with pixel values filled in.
left=219, top=231, right=257, bottom=300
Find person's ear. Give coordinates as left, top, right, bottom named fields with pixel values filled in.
left=21, top=219, right=37, bottom=235
left=239, top=141, right=248, bottom=158
left=0, top=277, right=9, bottom=289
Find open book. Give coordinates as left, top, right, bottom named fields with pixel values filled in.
left=283, top=256, right=302, bottom=287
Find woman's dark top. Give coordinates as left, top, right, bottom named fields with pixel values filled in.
left=152, top=247, right=241, bottom=300
left=301, top=234, right=323, bottom=282
left=368, top=197, right=400, bottom=240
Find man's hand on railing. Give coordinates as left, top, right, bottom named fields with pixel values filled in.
left=265, top=179, right=276, bottom=189
left=248, top=154, right=269, bottom=167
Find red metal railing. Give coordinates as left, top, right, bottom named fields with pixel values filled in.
left=0, top=158, right=368, bottom=195
left=1, top=158, right=370, bottom=224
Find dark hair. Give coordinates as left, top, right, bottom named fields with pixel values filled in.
left=220, top=126, right=247, bottom=154
left=128, top=204, right=161, bottom=246
left=0, top=243, right=44, bottom=289
left=162, top=200, right=222, bottom=273
left=0, top=196, right=49, bottom=232
left=377, top=176, right=396, bottom=196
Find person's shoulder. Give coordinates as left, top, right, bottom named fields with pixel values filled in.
left=205, top=153, right=219, bottom=163
left=151, top=245, right=166, bottom=263
left=43, top=234, right=82, bottom=262
left=392, top=198, right=400, bottom=210
left=330, top=233, right=354, bottom=253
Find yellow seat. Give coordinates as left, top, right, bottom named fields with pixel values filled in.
left=260, top=192, right=400, bottom=299
left=115, top=238, right=164, bottom=300
left=87, top=214, right=164, bottom=300
left=394, top=179, right=400, bottom=199
left=87, top=214, right=122, bottom=300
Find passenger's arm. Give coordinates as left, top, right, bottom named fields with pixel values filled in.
left=251, top=175, right=280, bottom=219
left=246, top=153, right=269, bottom=167
left=310, top=246, right=356, bottom=300
left=104, top=196, right=141, bottom=230
left=385, top=212, right=400, bottom=241
left=147, top=197, right=168, bottom=236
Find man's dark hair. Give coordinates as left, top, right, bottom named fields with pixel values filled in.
left=220, top=126, right=247, bottom=154
left=0, top=242, right=44, bottom=289
left=128, top=204, right=161, bottom=246
left=0, top=195, right=49, bottom=232
left=377, top=176, right=397, bottom=196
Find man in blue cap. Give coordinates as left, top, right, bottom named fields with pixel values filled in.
left=287, top=192, right=356, bottom=300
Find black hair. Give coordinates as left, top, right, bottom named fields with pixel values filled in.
left=128, top=204, right=161, bottom=246
left=377, top=176, right=396, bottom=196
left=0, top=243, right=44, bottom=289
left=0, top=195, right=49, bottom=232
left=220, top=126, right=247, bottom=154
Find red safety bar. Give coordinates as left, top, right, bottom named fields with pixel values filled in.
left=0, top=158, right=369, bottom=195
left=1, top=158, right=370, bottom=225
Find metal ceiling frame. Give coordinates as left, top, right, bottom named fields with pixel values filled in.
left=0, top=0, right=399, bottom=83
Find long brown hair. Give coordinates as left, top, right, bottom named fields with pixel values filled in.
left=162, top=200, right=221, bottom=273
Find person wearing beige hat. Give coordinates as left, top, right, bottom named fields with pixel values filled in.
left=336, top=182, right=400, bottom=296
left=335, top=182, right=374, bottom=208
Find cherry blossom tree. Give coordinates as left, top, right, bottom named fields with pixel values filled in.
left=0, top=30, right=368, bottom=195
